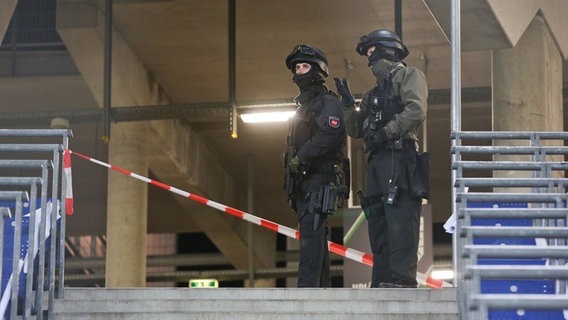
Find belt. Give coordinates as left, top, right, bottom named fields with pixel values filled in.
left=381, top=138, right=416, bottom=150
left=367, top=139, right=416, bottom=161
left=307, top=163, right=338, bottom=175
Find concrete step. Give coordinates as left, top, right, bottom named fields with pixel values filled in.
left=52, top=313, right=459, bottom=320
left=53, top=287, right=458, bottom=320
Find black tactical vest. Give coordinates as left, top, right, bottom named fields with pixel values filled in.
left=362, top=71, right=404, bottom=137
left=288, top=95, right=322, bottom=152
left=287, top=89, right=344, bottom=166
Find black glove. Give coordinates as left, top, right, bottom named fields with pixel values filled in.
left=333, top=77, right=355, bottom=108
left=363, top=128, right=388, bottom=153
left=288, top=155, right=302, bottom=174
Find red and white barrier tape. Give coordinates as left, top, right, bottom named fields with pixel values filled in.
left=69, top=149, right=451, bottom=288
left=63, top=149, right=74, bottom=215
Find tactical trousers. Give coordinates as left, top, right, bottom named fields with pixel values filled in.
left=294, top=172, right=331, bottom=288
left=365, top=148, right=421, bottom=287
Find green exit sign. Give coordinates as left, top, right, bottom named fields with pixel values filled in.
left=189, top=279, right=219, bottom=288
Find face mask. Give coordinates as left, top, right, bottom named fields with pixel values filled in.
left=292, top=72, right=314, bottom=91
left=368, top=49, right=382, bottom=65
left=370, top=58, right=395, bottom=79
left=292, top=67, right=324, bottom=91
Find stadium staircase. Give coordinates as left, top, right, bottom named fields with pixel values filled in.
left=4, top=129, right=568, bottom=319
left=452, top=131, right=568, bottom=320
left=51, top=287, right=458, bottom=320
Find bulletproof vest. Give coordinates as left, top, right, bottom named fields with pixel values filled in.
left=362, top=71, right=404, bottom=136
left=287, top=90, right=345, bottom=165
left=288, top=97, right=322, bottom=151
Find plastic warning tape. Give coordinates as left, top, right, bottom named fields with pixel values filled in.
left=69, top=150, right=451, bottom=289
left=63, top=149, right=74, bottom=215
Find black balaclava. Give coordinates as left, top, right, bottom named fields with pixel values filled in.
left=292, top=63, right=326, bottom=92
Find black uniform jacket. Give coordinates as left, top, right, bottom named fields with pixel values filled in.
left=289, top=86, right=346, bottom=168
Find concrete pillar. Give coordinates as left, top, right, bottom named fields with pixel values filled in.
left=492, top=15, right=563, bottom=133
left=57, top=0, right=160, bottom=287
left=106, top=122, right=148, bottom=286
left=492, top=15, right=563, bottom=183
left=286, top=237, right=299, bottom=287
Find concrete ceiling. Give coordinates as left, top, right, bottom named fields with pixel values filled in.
left=1, top=0, right=568, bottom=269
left=104, top=0, right=565, bottom=227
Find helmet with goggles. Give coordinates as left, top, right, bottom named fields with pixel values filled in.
left=285, top=44, right=329, bottom=77
left=356, top=29, right=409, bottom=61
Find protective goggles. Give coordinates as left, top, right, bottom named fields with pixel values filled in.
left=357, top=35, right=402, bottom=55
left=289, top=45, right=316, bottom=57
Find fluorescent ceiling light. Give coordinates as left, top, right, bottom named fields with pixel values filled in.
left=240, top=111, right=296, bottom=123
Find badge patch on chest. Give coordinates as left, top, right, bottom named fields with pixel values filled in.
left=328, top=116, right=340, bottom=128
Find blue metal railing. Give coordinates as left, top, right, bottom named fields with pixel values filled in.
left=0, top=129, right=72, bottom=319
left=451, top=131, right=568, bottom=320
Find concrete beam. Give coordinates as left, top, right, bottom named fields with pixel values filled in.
left=423, top=0, right=511, bottom=51
left=56, top=0, right=162, bottom=107
left=0, top=0, right=18, bottom=43
left=424, top=0, right=568, bottom=59
left=56, top=0, right=275, bottom=275
left=57, top=0, right=153, bottom=287
left=148, top=119, right=276, bottom=271
left=487, top=0, right=568, bottom=60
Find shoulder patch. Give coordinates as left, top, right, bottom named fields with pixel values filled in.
left=328, top=116, right=340, bottom=128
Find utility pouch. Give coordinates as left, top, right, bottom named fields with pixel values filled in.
left=322, top=183, right=338, bottom=214
left=283, top=151, right=302, bottom=211
left=393, top=138, right=403, bottom=150
left=334, top=158, right=351, bottom=199
left=308, top=188, right=323, bottom=215
left=411, top=152, right=431, bottom=200
left=283, top=152, right=293, bottom=208
left=282, top=152, right=289, bottom=192
left=386, top=180, right=399, bottom=206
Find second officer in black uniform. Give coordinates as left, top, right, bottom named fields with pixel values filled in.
left=283, top=44, right=347, bottom=287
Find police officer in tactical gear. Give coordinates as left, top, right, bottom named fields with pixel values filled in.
left=335, top=29, right=428, bottom=288
left=284, top=44, right=347, bottom=287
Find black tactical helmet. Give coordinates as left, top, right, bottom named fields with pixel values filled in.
left=356, top=29, right=409, bottom=61
left=285, top=44, right=329, bottom=77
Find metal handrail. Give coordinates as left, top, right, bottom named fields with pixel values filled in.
left=458, top=208, right=568, bottom=219
left=0, top=129, right=71, bottom=319
left=0, top=191, right=29, bottom=320
left=465, top=265, right=568, bottom=279
left=452, top=161, right=568, bottom=170
left=451, top=145, right=568, bottom=154
left=0, top=129, right=72, bottom=138
left=462, top=245, right=568, bottom=259
left=456, top=192, right=568, bottom=202
left=454, top=177, right=568, bottom=188
left=451, top=130, right=568, bottom=319
left=471, top=294, right=568, bottom=309
left=451, top=130, right=568, bottom=140
left=460, top=226, right=568, bottom=238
